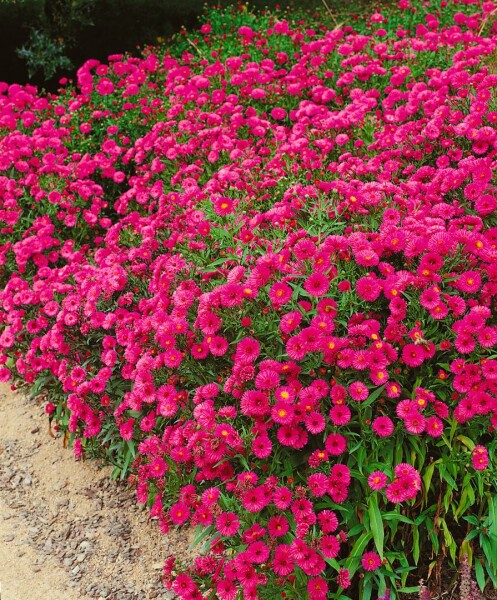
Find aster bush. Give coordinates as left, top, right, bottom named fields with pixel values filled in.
left=1, top=0, right=497, bottom=599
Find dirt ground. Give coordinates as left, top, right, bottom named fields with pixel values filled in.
left=0, top=382, right=194, bottom=600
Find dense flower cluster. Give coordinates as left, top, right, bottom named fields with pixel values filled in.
left=1, top=0, right=497, bottom=598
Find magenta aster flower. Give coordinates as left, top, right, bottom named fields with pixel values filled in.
left=304, top=272, right=329, bottom=297
left=372, top=416, right=395, bottom=437
left=349, top=381, right=369, bottom=401
left=307, top=576, right=328, bottom=599
left=337, top=568, right=351, bottom=589
left=368, top=471, right=388, bottom=491
left=362, top=550, right=382, bottom=571
left=324, top=433, right=347, bottom=455
left=472, top=445, right=489, bottom=470
left=319, top=535, right=340, bottom=559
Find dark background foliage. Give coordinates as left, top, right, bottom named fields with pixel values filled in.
left=0, top=0, right=334, bottom=91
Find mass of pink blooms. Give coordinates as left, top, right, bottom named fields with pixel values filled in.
left=1, top=0, right=497, bottom=598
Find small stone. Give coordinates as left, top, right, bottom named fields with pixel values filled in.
left=79, top=541, right=92, bottom=551
left=152, top=563, right=163, bottom=570
left=76, top=553, right=86, bottom=563
left=3, top=534, right=14, bottom=542
left=63, top=557, right=74, bottom=567
left=22, top=475, right=32, bottom=486
left=2, top=513, right=12, bottom=520
left=30, top=427, right=40, bottom=434
left=71, top=566, right=80, bottom=575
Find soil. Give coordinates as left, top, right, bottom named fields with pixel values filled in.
left=2, top=382, right=497, bottom=600
left=0, top=382, right=195, bottom=600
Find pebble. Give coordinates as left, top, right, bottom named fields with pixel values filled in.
left=79, top=540, right=92, bottom=551
left=1, top=403, right=194, bottom=600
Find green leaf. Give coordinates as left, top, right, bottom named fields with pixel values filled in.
left=382, top=511, right=415, bottom=525
left=361, top=577, right=373, bottom=600
left=475, top=560, right=486, bottom=592
left=413, top=525, right=420, bottom=565
left=363, top=384, right=386, bottom=407
left=422, top=462, right=436, bottom=503
left=486, top=560, right=497, bottom=588
left=429, top=528, right=440, bottom=555
left=368, top=493, right=384, bottom=559
left=465, top=529, right=479, bottom=542
left=438, top=463, right=457, bottom=490
left=190, top=525, right=216, bottom=551
left=456, top=435, right=475, bottom=451
left=488, top=494, right=497, bottom=541
left=345, top=531, right=373, bottom=579
left=481, top=535, right=496, bottom=569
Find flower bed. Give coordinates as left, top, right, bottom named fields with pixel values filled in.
left=1, top=0, right=497, bottom=598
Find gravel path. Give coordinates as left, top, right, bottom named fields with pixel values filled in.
left=0, top=382, right=193, bottom=600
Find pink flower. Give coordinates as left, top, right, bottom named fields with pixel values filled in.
left=272, top=545, right=294, bottom=576
left=216, top=512, right=240, bottom=536
left=308, top=577, right=328, bottom=599
left=329, top=404, right=351, bottom=426
left=324, top=433, right=347, bottom=455
left=385, top=481, right=407, bottom=504
left=307, top=473, right=329, bottom=497
left=235, top=337, right=261, bottom=363
left=267, top=515, right=289, bottom=537
left=252, top=434, right=272, bottom=458
left=241, top=486, right=269, bottom=512
left=472, top=445, right=489, bottom=470
left=209, top=335, right=229, bottom=356
left=317, top=510, right=339, bottom=533
left=368, top=471, right=388, bottom=491
left=425, top=416, right=444, bottom=437
left=304, top=273, right=329, bottom=297
left=286, top=335, right=307, bottom=361
left=404, top=412, right=426, bottom=435
left=402, top=344, right=425, bottom=367
left=271, top=402, right=295, bottom=425
left=169, top=502, right=190, bottom=525
left=362, top=551, right=381, bottom=571
left=119, top=418, right=134, bottom=440
left=216, top=580, right=237, bottom=600
left=456, top=271, right=482, bottom=294
left=280, top=311, right=302, bottom=334
left=356, top=276, right=381, bottom=301
left=246, top=541, right=270, bottom=564
left=304, top=412, right=326, bottom=433
left=337, top=568, right=351, bottom=589
left=273, top=486, right=292, bottom=510
left=269, top=282, right=293, bottom=306
left=319, top=535, right=340, bottom=559
left=349, top=381, right=369, bottom=401
left=372, top=416, right=395, bottom=437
